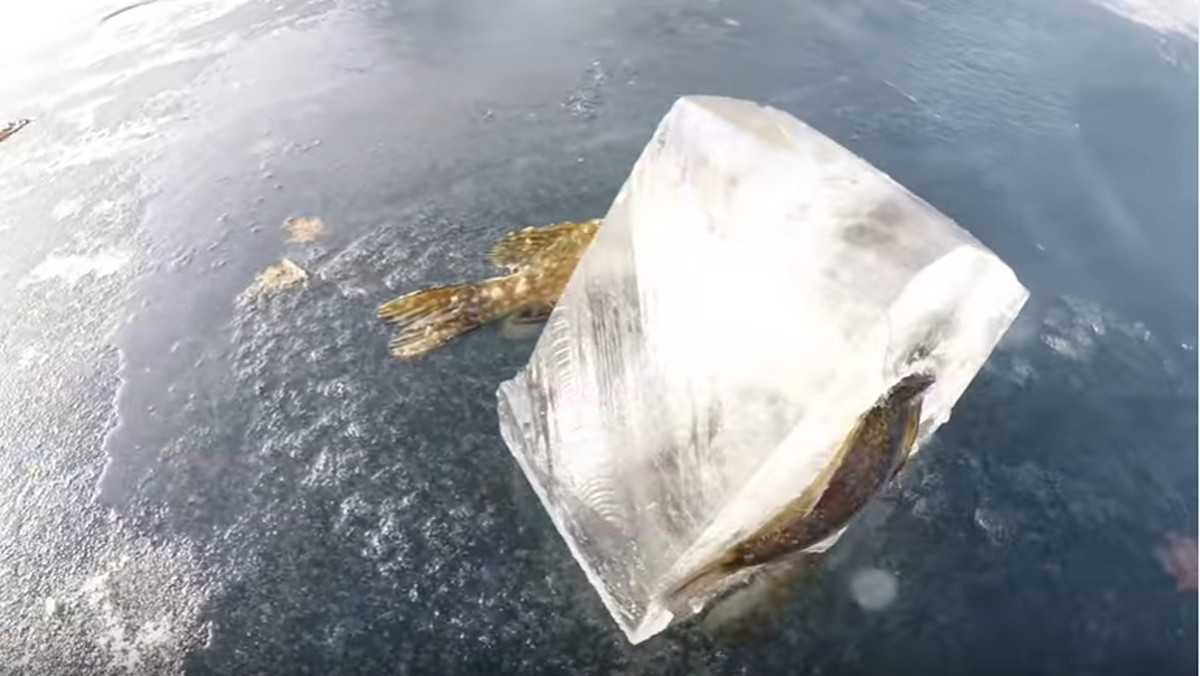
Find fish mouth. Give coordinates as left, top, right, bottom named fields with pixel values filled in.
left=888, top=372, right=936, bottom=402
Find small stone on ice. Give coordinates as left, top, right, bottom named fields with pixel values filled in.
left=240, top=258, right=309, bottom=302
left=283, top=215, right=326, bottom=243
left=496, top=95, right=1029, bottom=644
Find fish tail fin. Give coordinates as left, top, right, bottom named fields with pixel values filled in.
left=377, top=276, right=519, bottom=358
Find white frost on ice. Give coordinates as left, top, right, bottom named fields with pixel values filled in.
left=1040, top=295, right=1153, bottom=362
left=45, top=541, right=214, bottom=674
left=52, top=197, right=86, bottom=221
left=56, top=95, right=117, bottom=133
left=50, top=117, right=169, bottom=170
left=20, top=249, right=131, bottom=288
left=17, top=347, right=50, bottom=370
left=248, top=136, right=279, bottom=156
left=79, top=561, right=173, bottom=672
left=1092, top=0, right=1198, bottom=39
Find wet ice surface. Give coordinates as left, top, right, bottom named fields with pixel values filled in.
left=0, top=0, right=1195, bottom=674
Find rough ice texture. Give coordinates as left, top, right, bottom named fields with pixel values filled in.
left=496, top=96, right=1029, bottom=644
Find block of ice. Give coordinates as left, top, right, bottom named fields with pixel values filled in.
left=496, top=96, right=1029, bottom=643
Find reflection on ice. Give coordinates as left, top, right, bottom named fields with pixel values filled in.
left=849, top=567, right=898, bottom=611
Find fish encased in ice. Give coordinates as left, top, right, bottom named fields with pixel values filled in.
left=378, top=219, right=601, bottom=358
left=670, top=372, right=935, bottom=603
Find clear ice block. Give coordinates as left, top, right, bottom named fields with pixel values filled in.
left=496, top=96, right=1029, bottom=643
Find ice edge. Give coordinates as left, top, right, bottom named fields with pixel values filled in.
left=495, top=379, right=660, bottom=644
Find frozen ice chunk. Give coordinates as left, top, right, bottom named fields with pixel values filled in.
left=496, top=96, right=1028, bottom=643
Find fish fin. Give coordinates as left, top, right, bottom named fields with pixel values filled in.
left=801, top=526, right=847, bottom=554
left=499, top=314, right=545, bottom=341
left=509, top=304, right=554, bottom=325
left=498, top=304, right=554, bottom=341
left=488, top=219, right=601, bottom=270
left=377, top=277, right=517, bottom=358
left=667, top=553, right=745, bottom=609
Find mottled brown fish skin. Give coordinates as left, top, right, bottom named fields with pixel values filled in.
left=378, top=219, right=600, bottom=358
left=672, top=372, right=934, bottom=600
left=733, top=372, right=932, bottom=565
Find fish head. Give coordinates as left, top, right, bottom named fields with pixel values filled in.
left=886, top=372, right=935, bottom=405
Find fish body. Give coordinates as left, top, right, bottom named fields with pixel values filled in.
left=378, top=219, right=600, bottom=358
left=672, top=372, right=935, bottom=602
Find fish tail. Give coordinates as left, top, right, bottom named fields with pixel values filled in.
left=377, top=276, right=520, bottom=358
